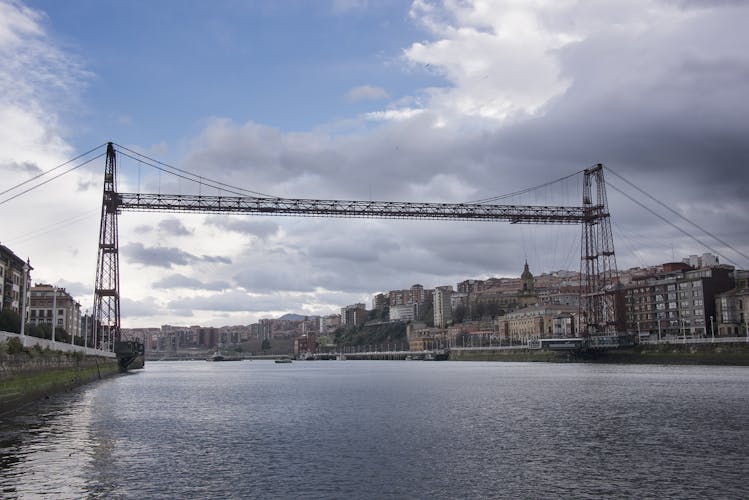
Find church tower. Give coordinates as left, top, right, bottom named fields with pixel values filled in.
left=521, top=260, right=535, bottom=295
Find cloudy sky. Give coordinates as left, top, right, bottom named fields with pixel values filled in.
left=1, top=0, right=747, bottom=327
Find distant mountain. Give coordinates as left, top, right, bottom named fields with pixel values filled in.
left=278, top=313, right=307, bottom=321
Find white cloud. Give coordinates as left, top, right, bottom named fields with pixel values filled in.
left=345, top=85, right=390, bottom=102
left=5, top=0, right=749, bottom=329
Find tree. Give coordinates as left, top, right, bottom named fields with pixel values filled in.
left=418, top=301, right=434, bottom=327
left=486, top=300, right=500, bottom=319
left=0, top=309, right=21, bottom=333
left=453, top=304, right=466, bottom=324
left=261, top=339, right=271, bottom=351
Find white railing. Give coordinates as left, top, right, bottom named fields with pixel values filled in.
left=0, top=330, right=115, bottom=358
left=640, top=336, right=749, bottom=345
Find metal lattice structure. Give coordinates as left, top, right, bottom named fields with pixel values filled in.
left=93, top=144, right=620, bottom=346
left=580, top=164, right=619, bottom=336
left=92, top=143, right=121, bottom=350
left=116, top=193, right=587, bottom=224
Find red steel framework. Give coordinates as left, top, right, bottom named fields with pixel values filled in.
left=92, top=144, right=619, bottom=346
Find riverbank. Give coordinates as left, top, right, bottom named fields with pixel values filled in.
left=450, top=342, right=749, bottom=365
left=1, top=339, right=120, bottom=415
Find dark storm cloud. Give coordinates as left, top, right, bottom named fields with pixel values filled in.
left=204, top=216, right=280, bottom=239
left=158, top=218, right=192, bottom=236
left=122, top=242, right=231, bottom=268
left=201, top=255, right=232, bottom=264
left=152, top=273, right=230, bottom=291
left=122, top=242, right=194, bottom=268
left=166, top=290, right=301, bottom=313
left=121, top=297, right=162, bottom=317
left=3, top=160, right=42, bottom=176
left=171, top=0, right=749, bottom=293
left=56, top=279, right=91, bottom=298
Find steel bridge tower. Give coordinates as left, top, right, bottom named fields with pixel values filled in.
left=92, top=143, right=121, bottom=351
left=580, top=164, right=620, bottom=336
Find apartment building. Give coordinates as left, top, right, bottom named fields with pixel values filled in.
left=28, top=284, right=81, bottom=339
left=499, top=304, right=578, bottom=342
left=0, top=244, right=32, bottom=316
left=433, top=286, right=453, bottom=328
left=341, top=303, right=367, bottom=326
left=623, top=262, right=734, bottom=338
left=715, top=270, right=749, bottom=336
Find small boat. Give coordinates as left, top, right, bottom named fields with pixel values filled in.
left=207, top=351, right=241, bottom=361
left=274, top=358, right=292, bottom=364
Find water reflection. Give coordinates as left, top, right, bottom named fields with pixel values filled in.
left=1, top=362, right=748, bottom=499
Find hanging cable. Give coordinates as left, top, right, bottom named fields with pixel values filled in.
left=607, top=181, right=738, bottom=267
left=0, top=143, right=107, bottom=197
left=113, top=143, right=277, bottom=198
left=606, top=166, right=749, bottom=265
left=0, top=152, right=106, bottom=206
left=466, top=170, right=584, bottom=204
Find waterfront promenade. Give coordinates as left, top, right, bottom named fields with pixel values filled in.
left=0, top=330, right=115, bottom=358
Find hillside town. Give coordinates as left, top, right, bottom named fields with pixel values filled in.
left=2, top=240, right=747, bottom=357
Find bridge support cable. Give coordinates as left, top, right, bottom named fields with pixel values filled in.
left=94, top=144, right=621, bottom=343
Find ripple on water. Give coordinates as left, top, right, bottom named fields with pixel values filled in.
left=2, top=361, right=749, bottom=499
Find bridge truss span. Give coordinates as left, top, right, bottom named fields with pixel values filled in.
left=117, top=192, right=587, bottom=224
left=92, top=142, right=619, bottom=348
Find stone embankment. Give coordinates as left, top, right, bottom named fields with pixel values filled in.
left=451, top=342, right=749, bottom=365
left=1, top=333, right=120, bottom=414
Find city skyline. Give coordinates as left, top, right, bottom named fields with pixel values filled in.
left=2, top=1, right=748, bottom=327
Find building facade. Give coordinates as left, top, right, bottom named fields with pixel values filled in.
left=623, top=264, right=735, bottom=338
left=715, top=270, right=749, bottom=336
left=0, top=244, right=32, bottom=317
left=28, top=284, right=81, bottom=340
left=433, top=286, right=453, bottom=328
left=341, top=303, right=367, bottom=326
left=500, top=304, right=578, bottom=342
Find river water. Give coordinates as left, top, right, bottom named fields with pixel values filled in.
left=1, top=360, right=748, bottom=499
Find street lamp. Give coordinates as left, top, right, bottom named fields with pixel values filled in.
left=19, top=259, right=29, bottom=347
left=681, top=318, right=687, bottom=344
left=51, top=284, right=57, bottom=344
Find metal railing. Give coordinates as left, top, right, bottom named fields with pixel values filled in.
left=0, top=330, right=115, bottom=358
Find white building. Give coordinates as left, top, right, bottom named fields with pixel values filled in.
left=28, top=284, right=82, bottom=340
left=434, top=286, right=453, bottom=329
left=390, top=303, right=418, bottom=322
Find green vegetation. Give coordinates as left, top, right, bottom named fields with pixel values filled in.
left=450, top=343, right=749, bottom=365
left=0, top=308, right=21, bottom=333
left=333, top=321, right=407, bottom=348
left=0, top=308, right=76, bottom=343
left=0, top=338, right=120, bottom=413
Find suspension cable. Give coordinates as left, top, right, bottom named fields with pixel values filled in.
left=0, top=143, right=107, bottom=197
left=467, top=169, right=584, bottom=204
left=116, top=150, right=258, bottom=199
left=113, top=143, right=276, bottom=198
left=607, top=181, right=738, bottom=268
left=607, top=166, right=749, bottom=265
left=0, top=152, right=106, bottom=206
